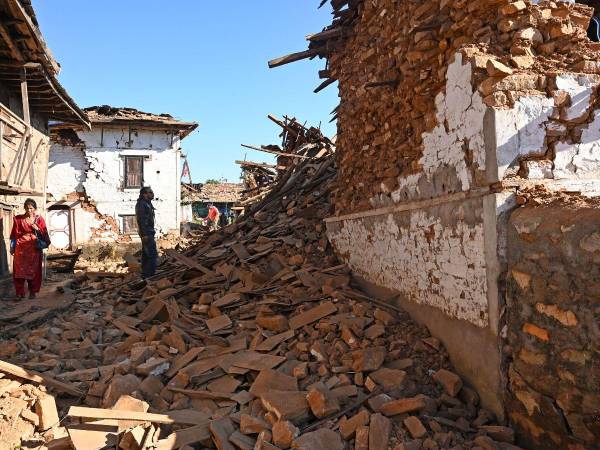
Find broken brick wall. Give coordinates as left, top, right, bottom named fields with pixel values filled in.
left=48, top=126, right=184, bottom=243
left=506, top=198, right=600, bottom=449
left=327, top=0, right=600, bottom=214
left=323, top=0, right=600, bottom=439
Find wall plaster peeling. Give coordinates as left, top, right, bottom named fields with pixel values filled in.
left=48, top=127, right=182, bottom=239
left=555, top=109, right=600, bottom=180
left=493, top=96, right=555, bottom=180
left=555, top=73, right=599, bottom=122
left=384, top=54, right=487, bottom=207
left=328, top=200, right=489, bottom=327
left=372, top=54, right=600, bottom=209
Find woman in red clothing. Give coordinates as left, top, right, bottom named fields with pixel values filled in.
left=9, top=198, right=50, bottom=299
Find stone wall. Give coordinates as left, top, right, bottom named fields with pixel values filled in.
left=319, top=0, right=600, bottom=444
left=326, top=0, right=600, bottom=214
left=506, top=198, right=600, bottom=449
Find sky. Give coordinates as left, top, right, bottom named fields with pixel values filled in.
left=32, top=1, right=338, bottom=183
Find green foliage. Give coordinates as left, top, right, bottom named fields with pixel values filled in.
left=205, top=179, right=220, bottom=184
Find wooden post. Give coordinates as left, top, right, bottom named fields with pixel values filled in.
left=18, top=137, right=44, bottom=187
left=0, top=121, right=3, bottom=181
left=20, top=68, right=30, bottom=126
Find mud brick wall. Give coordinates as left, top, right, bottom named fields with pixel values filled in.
left=506, top=199, right=600, bottom=449
left=328, top=0, right=600, bottom=214
left=321, top=0, right=600, bottom=442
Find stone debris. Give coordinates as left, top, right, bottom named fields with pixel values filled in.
left=0, top=373, right=62, bottom=449
left=0, top=118, right=519, bottom=449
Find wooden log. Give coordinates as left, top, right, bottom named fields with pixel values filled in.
left=268, top=49, right=319, bottom=68
left=241, top=144, right=312, bottom=160
left=306, top=27, right=346, bottom=42
left=67, top=406, right=204, bottom=425
left=0, top=359, right=84, bottom=397
left=21, top=68, right=30, bottom=125
left=17, top=137, right=44, bottom=186
left=314, top=78, right=336, bottom=93
left=235, top=160, right=280, bottom=169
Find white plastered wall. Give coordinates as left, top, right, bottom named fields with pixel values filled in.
left=48, top=126, right=182, bottom=240
left=327, top=52, right=600, bottom=329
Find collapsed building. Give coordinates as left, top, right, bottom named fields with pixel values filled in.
left=270, top=0, right=600, bottom=448
left=238, top=114, right=335, bottom=213
left=0, top=116, right=521, bottom=450
left=0, top=0, right=89, bottom=279
left=47, top=106, right=197, bottom=249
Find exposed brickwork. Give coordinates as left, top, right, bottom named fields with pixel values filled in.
left=324, top=0, right=600, bottom=214
left=506, top=199, right=600, bottom=449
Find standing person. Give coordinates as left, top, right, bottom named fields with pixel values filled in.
left=206, top=203, right=220, bottom=231
left=135, top=187, right=158, bottom=279
left=9, top=198, right=50, bottom=299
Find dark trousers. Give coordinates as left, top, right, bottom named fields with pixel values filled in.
left=141, top=236, right=158, bottom=279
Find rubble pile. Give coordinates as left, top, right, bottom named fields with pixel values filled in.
left=1, top=124, right=518, bottom=449
left=239, top=114, right=334, bottom=212
left=0, top=369, right=63, bottom=450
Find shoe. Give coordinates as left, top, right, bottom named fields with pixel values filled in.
left=28, top=294, right=36, bottom=299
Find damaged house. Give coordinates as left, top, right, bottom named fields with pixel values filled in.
left=273, top=0, right=600, bottom=448
left=181, top=181, right=242, bottom=224
left=47, top=106, right=197, bottom=249
left=0, top=0, right=89, bottom=276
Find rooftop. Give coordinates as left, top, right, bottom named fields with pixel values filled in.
left=0, top=0, right=89, bottom=126
left=182, top=182, right=242, bottom=204
left=83, top=105, right=198, bottom=137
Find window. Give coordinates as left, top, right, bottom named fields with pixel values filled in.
left=121, top=215, right=137, bottom=235
left=124, top=156, right=144, bottom=188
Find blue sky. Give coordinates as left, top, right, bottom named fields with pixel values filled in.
left=33, top=1, right=338, bottom=183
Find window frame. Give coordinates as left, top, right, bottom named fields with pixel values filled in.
left=123, top=155, right=144, bottom=189
left=120, top=214, right=137, bottom=235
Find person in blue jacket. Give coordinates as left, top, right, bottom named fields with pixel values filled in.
left=135, top=187, right=158, bottom=279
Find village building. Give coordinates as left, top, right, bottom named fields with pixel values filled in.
left=47, top=106, right=197, bottom=250
left=0, top=0, right=89, bottom=277
left=181, top=181, right=242, bottom=225
left=274, top=0, right=600, bottom=447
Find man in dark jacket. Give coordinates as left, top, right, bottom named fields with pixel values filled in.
left=136, top=187, right=158, bottom=278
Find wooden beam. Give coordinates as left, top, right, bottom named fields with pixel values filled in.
left=34, top=67, right=90, bottom=128
left=5, top=129, right=28, bottom=185
left=306, top=27, right=346, bottom=42
left=241, top=143, right=312, bottom=160
left=10, top=0, right=61, bottom=75
left=20, top=68, right=30, bottom=125
left=0, top=121, right=3, bottom=181
left=0, top=22, right=24, bottom=61
left=18, top=137, right=44, bottom=187
left=164, top=249, right=213, bottom=275
left=13, top=131, right=30, bottom=187
left=0, top=359, right=84, bottom=397
left=67, top=406, right=205, bottom=425
left=365, top=78, right=399, bottom=89
left=267, top=114, right=300, bottom=137
left=268, top=48, right=319, bottom=68
left=314, top=77, right=336, bottom=94
left=235, top=160, right=280, bottom=169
